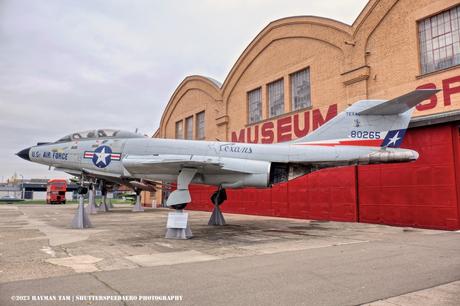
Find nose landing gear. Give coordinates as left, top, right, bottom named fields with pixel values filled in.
left=86, top=183, right=98, bottom=215
left=71, top=178, right=92, bottom=229
left=97, top=182, right=109, bottom=212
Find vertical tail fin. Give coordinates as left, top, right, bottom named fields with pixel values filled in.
left=293, top=89, right=440, bottom=147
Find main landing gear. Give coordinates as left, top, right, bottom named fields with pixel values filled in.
left=164, top=168, right=230, bottom=239
left=164, top=169, right=229, bottom=239
left=209, top=186, right=226, bottom=226
left=97, top=182, right=109, bottom=212
left=164, top=169, right=196, bottom=239
left=170, top=203, right=187, bottom=210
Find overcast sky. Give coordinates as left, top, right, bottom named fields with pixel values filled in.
left=0, top=0, right=366, bottom=181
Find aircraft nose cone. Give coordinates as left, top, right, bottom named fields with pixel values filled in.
left=16, top=147, right=31, bottom=161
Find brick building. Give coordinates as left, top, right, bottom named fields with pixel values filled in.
left=153, top=0, right=460, bottom=230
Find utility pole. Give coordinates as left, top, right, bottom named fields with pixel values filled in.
left=19, top=174, right=24, bottom=199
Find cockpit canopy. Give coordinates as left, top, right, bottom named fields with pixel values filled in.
left=55, top=129, right=146, bottom=143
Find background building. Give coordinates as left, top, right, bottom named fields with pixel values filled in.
left=154, top=0, right=460, bottom=230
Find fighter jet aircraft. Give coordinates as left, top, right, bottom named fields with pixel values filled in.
left=16, top=89, right=438, bottom=212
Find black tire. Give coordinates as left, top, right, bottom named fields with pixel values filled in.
left=77, top=187, right=88, bottom=195
left=211, top=188, right=227, bottom=205
left=171, top=203, right=187, bottom=210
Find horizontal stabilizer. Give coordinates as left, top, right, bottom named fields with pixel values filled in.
left=358, top=89, right=440, bottom=115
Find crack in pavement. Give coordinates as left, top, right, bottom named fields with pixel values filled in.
left=90, top=272, right=127, bottom=306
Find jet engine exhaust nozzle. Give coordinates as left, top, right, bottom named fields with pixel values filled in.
left=358, top=149, right=419, bottom=164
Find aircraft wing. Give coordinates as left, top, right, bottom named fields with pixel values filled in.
left=122, top=154, right=260, bottom=175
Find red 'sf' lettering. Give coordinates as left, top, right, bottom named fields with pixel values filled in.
left=443, top=75, right=460, bottom=106
left=416, top=83, right=437, bottom=111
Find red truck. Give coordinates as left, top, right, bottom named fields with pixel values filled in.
left=46, top=179, right=67, bottom=204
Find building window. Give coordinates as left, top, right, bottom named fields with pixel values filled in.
left=175, top=120, right=183, bottom=139
left=247, top=88, right=262, bottom=124
left=196, top=111, right=205, bottom=140
left=185, top=116, right=193, bottom=140
left=291, top=68, right=311, bottom=110
left=268, top=79, right=284, bottom=117
left=419, top=6, right=460, bottom=74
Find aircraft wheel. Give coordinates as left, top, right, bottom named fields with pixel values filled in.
left=211, top=188, right=227, bottom=206
left=77, top=186, right=88, bottom=195
left=171, top=203, right=187, bottom=210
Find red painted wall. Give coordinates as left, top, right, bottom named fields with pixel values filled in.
left=188, top=166, right=357, bottom=222
left=358, top=125, right=460, bottom=230
left=187, top=124, right=460, bottom=230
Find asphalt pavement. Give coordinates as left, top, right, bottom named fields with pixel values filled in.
left=0, top=204, right=459, bottom=305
